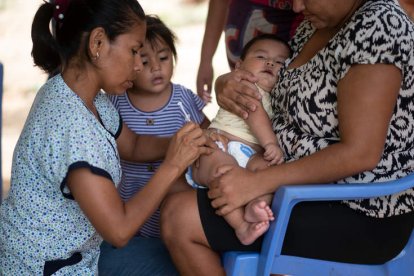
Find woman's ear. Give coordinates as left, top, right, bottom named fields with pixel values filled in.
left=89, top=27, right=106, bottom=60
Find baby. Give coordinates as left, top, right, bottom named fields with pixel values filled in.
left=188, top=34, right=291, bottom=245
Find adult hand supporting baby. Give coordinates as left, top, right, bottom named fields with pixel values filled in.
left=207, top=164, right=263, bottom=216
left=215, top=69, right=261, bottom=120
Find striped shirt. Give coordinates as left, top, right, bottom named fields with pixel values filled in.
left=110, top=83, right=205, bottom=237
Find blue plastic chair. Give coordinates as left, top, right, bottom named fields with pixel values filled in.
left=0, top=62, right=3, bottom=203
left=222, top=173, right=414, bottom=276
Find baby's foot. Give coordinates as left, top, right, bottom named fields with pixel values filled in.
left=244, top=199, right=274, bottom=223
left=236, top=221, right=270, bottom=245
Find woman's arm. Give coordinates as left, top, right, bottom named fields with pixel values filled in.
left=116, top=112, right=211, bottom=163
left=67, top=123, right=215, bottom=247
left=196, top=0, right=230, bottom=102
left=116, top=122, right=170, bottom=163
left=200, top=115, right=211, bottom=129
left=208, top=63, right=402, bottom=215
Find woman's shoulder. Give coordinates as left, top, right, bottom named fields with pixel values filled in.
left=338, top=0, right=413, bottom=58
left=352, top=0, right=413, bottom=36
left=326, top=0, right=414, bottom=75
left=30, top=75, right=82, bottom=123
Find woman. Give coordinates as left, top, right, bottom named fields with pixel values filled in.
left=0, top=0, right=214, bottom=275
left=161, top=0, right=414, bottom=275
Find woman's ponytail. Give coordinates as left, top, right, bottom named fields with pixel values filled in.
left=31, top=2, right=61, bottom=74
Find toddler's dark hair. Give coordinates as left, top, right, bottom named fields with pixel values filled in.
left=145, top=15, right=178, bottom=62
left=240, top=34, right=291, bottom=60
left=31, top=0, right=146, bottom=74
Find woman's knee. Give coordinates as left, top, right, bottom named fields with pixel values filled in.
left=160, top=190, right=197, bottom=242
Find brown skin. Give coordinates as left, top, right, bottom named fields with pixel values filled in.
left=162, top=190, right=225, bottom=276
left=399, top=0, right=414, bottom=20
left=196, top=0, right=231, bottom=103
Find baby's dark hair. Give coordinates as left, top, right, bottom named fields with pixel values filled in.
left=240, top=34, right=291, bottom=60
left=145, top=15, right=177, bottom=62
left=31, top=0, right=146, bottom=74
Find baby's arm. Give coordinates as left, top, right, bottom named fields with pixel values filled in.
left=245, top=99, right=283, bottom=165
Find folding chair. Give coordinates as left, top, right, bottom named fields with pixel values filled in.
left=223, top=173, right=414, bottom=276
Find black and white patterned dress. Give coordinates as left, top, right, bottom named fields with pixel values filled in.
left=272, top=0, right=414, bottom=218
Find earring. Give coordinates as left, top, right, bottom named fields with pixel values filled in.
left=94, top=52, right=100, bottom=60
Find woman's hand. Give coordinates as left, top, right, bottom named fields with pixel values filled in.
left=207, top=165, right=263, bottom=215
left=196, top=61, right=213, bottom=104
left=163, top=122, right=216, bottom=174
left=205, top=129, right=229, bottom=151
left=215, top=69, right=261, bottom=119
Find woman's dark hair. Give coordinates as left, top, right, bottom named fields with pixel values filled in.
left=240, top=34, right=292, bottom=60
left=31, top=0, right=146, bottom=74
left=145, top=15, right=177, bottom=62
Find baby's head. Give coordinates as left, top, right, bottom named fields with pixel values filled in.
left=236, top=34, right=291, bottom=92
left=131, top=15, right=177, bottom=94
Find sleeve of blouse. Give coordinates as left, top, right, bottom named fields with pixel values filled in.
left=337, top=4, right=412, bottom=80
left=46, top=105, right=121, bottom=199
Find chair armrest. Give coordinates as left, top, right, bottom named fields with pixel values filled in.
left=274, top=173, right=414, bottom=204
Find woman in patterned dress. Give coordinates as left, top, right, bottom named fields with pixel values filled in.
left=0, top=0, right=214, bottom=275
left=161, top=0, right=414, bottom=275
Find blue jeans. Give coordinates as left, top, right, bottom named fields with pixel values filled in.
left=98, top=236, right=178, bottom=276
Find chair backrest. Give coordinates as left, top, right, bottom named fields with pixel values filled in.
left=0, top=62, right=3, bottom=203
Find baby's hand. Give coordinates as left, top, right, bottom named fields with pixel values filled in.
left=263, top=143, right=284, bottom=166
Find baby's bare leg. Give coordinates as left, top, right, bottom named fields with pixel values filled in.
left=193, top=150, right=270, bottom=245
left=168, top=174, right=192, bottom=194
left=244, top=155, right=275, bottom=223
left=246, top=153, right=270, bottom=172
left=192, top=149, right=237, bottom=187
left=224, top=206, right=271, bottom=246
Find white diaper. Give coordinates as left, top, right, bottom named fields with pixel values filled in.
left=226, top=141, right=256, bottom=168
left=185, top=141, right=256, bottom=188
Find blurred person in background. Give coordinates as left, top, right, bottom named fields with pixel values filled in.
left=196, top=0, right=303, bottom=103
